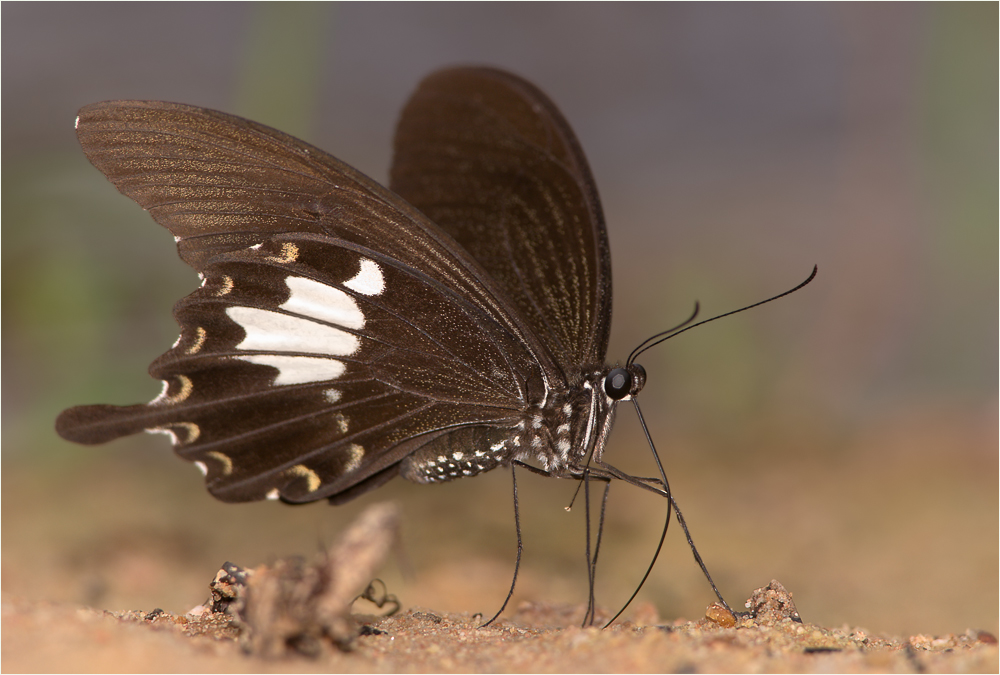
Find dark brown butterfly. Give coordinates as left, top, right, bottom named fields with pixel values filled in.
left=57, top=66, right=813, bottom=624
left=56, top=67, right=648, bottom=507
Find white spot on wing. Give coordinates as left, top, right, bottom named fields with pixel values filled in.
left=236, top=354, right=345, bottom=385
left=266, top=488, right=280, bottom=500
left=324, top=388, right=342, bottom=403
left=227, top=306, right=360, bottom=356
left=185, top=327, right=207, bottom=354
left=151, top=380, right=171, bottom=406
left=344, top=259, right=385, bottom=296
left=216, top=276, right=234, bottom=296
left=74, top=115, right=80, bottom=130
left=343, top=443, right=364, bottom=473
left=281, top=276, right=364, bottom=329
left=146, top=422, right=200, bottom=445
left=206, top=451, right=233, bottom=476
left=175, top=377, right=195, bottom=403
left=146, top=427, right=179, bottom=445
left=150, top=374, right=194, bottom=405
left=194, top=461, right=208, bottom=476
left=176, top=422, right=200, bottom=444
left=287, top=464, right=321, bottom=493
left=334, top=413, right=349, bottom=433
left=265, top=242, right=299, bottom=263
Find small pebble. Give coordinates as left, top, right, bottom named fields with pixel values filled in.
left=705, top=603, right=736, bottom=628
left=977, top=631, right=997, bottom=644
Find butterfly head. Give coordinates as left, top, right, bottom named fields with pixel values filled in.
left=603, top=363, right=646, bottom=401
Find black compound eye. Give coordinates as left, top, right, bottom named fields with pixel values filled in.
left=604, top=367, right=632, bottom=400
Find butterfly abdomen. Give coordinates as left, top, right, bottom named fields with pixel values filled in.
left=399, top=426, right=510, bottom=482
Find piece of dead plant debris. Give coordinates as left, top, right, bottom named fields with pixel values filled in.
left=188, top=501, right=399, bottom=657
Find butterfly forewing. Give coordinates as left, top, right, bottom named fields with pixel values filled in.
left=75, top=99, right=545, bottom=341
left=391, top=67, right=612, bottom=371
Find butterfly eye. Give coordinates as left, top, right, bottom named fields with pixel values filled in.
left=604, top=367, right=632, bottom=400
left=604, top=364, right=646, bottom=400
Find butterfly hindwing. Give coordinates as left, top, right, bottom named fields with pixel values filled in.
left=390, top=67, right=612, bottom=371
left=58, top=232, right=547, bottom=502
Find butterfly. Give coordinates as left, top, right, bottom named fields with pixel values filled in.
left=56, top=66, right=650, bottom=505
left=57, top=66, right=814, bottom=623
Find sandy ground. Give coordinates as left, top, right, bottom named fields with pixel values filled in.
left=3, top=404, right=997, bottom=672
left=3, top=587, right=997, bottom=673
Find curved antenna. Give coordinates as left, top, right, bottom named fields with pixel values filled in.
left=628, top=265, right=818, bottom=366
left=627, top=302, right=700, bottom=366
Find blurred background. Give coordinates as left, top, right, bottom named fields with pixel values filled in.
left=3, top=3, right=996, bottom=639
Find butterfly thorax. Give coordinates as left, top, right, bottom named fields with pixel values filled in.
left=531, top=361, right=645, bottom=474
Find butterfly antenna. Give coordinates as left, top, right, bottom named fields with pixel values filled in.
left=627, top=302, right=701, bottom=366
left=628, top=266, right=818, bottom=366
left=481, top=463, right=523, bottom=627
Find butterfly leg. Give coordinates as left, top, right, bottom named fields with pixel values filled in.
left=511, top=461, right=616, bottom=627
left=587, top=462, right=668, bottom=497
left=593, top=461, right=734, bottom=617
left=582, top=475, right=611, bottom=627
left=480, top=463, right=523, bottom=627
